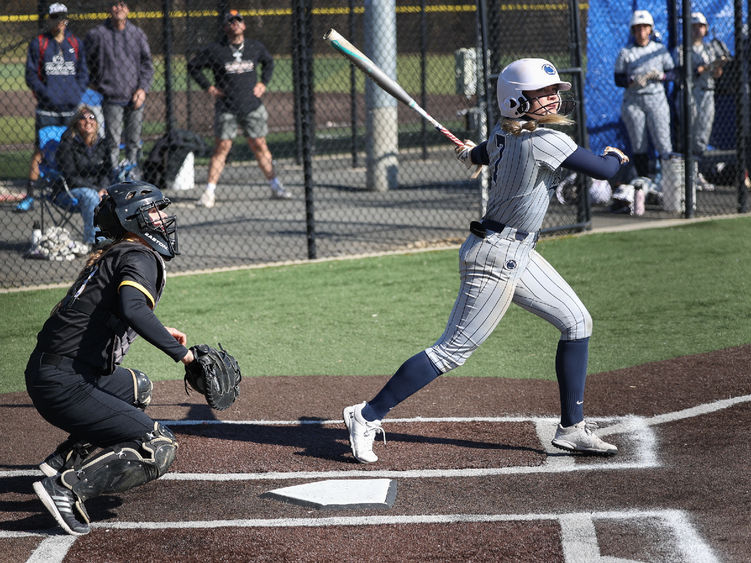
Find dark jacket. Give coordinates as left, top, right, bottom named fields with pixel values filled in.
left=25, top=31, right=88, bottom=112
left=85, top=19, right=154, bottom=104
left=187, top=37, right=274, bottom=114
left=56, top=129, right=112, bottom=189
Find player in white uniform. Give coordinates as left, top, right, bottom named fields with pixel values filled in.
left=614, top=10, right=676, bottom=178
left=687, top=11, right=728, bottom=190
left=343, top=58, right=630, bottom=464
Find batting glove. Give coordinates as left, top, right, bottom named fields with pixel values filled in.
left=455, top=140, right=477, bottom=169
left=602, top=146, right=630, bottom=165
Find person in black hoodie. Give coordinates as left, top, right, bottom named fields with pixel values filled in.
left=55, top=106, right=112, bottom=247
left=19, top=3, right=88, bottom=213
left=188, top=9, right=290, bottom=207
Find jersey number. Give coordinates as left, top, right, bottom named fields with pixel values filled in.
left=491, top=134, right=506, bottom=184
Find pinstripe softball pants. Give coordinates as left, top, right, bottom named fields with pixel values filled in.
left=425, top=229, right=592, bottom=373
left=621, top=91, right=673, bottom=157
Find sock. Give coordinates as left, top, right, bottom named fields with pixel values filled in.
left=555, top=337, right=589, bottom=427
left=269, top=177, right=280, bottom=189
left=362, top=351, right=442, bottom=421
left=205, top=183, right=216, bottom=194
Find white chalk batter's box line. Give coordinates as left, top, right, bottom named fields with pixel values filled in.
left=3, top=394, right=748, bottom=481
left=5, top=509, right=719, bottom=563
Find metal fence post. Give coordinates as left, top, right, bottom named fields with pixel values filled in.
left=349, top=0, right=359, bottom=167
left=162, top=0, right=175, bottom=152
left=736, top=0, right=749, bottom=212
left=294, top=0, right=316, bottom=259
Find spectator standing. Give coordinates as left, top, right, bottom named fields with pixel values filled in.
left=55, top=106, right=113, bottom=248
left=85, top=1, right=154, bottom=169
left=188, top=9, right=290, bottom=207
left=614, top=10, right=676, bottom=179
left=19, top=2, right=88, bottom=213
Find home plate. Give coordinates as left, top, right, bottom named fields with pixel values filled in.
left=263, top=479, right=397, bottom=509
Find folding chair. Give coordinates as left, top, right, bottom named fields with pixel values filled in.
left=36, top=125, right=83, bottom=238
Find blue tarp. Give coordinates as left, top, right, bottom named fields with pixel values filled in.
left=585, top=0, right=740, bottom=153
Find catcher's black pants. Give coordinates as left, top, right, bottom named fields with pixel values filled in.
left=25, top=351, right=155, bottom=448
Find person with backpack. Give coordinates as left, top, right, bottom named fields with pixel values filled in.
left=19, top=3, right=88, bottom=213
left=84, top=1, right=154, bottom=170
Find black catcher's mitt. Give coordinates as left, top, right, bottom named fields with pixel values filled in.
left=184, top=343, right=242, bottom=410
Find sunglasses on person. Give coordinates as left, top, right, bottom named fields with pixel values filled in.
left=227, top=16, right=243, bottom=24
left=79, top=114, right=97, bottom=121
left=49, top=13, right=68, bottom=20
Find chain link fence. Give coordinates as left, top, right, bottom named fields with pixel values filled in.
left=1, top=1, right=749, bottom=290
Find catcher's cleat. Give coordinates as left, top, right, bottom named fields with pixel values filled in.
left=33, top=476, right=91, bottom=536
left=343, top=402, right=385, bottom=463
left=551, top=420, right=618, bottom=456
left=39, top=439, right=94, bottom=477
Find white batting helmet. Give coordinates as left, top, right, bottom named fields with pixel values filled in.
left=496, top=58, right=571, bottom=118
left=630, top=10, right=654, bottom=28
left=691, top=12, right=708, bottom=26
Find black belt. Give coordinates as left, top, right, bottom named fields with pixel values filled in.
left=39, top=352, right=75, bottom=368
left=470, top=220, right=538, bottom=242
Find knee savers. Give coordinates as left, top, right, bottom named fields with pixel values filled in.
left=60, top=422, right=177, bottom=501
left=130, top=368, right=153, bottom=410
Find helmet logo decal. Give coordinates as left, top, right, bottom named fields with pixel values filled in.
left=542, top=63, right=556, bottom=75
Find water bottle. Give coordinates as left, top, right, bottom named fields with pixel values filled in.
left=31, top=221, right=42, bottom=246
left=633, top=188, right=645, bottom=216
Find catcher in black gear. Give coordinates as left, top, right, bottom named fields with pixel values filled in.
left=26, top=181, right=195, bottom=536
left=184, top=343, right=242, bottom=410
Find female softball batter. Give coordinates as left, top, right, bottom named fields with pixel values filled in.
left=26, top=181, right=194, bottom=535
left=343, top=58, right=630, bottom=464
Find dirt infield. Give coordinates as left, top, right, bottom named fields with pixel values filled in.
left=2, top=345, right=750, bottom=562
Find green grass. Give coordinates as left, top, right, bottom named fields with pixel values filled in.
left=2, top=217, right=749, bottom=394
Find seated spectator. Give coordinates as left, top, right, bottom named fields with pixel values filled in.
left=55, top=106, right=112, bottom=247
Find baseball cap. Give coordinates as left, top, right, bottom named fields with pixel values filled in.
left=691, top=12, right=708, bottom=26
left=630, top=10, right=654, bottom=28
left=223, top=10, right=243, bottom=25
left=48, top=3, right=68, bottom=17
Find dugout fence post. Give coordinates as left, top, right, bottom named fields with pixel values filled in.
left=566, top=0, right=590, bottom=228
left=293, top=0, right=316, bottom=259
left=735, top=0, right=749, bottom=212
left=681, top=0, right=695, bottom=218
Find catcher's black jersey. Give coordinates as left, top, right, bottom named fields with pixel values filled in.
left=35, top=242, right=182, bottom=372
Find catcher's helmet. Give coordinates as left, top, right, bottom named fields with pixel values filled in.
left=496, top=58, right=572, bottom=119
left=95, top=181, right=179, bottom=259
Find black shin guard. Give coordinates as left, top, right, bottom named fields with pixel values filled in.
left=62, top=422, right=177, bottom=501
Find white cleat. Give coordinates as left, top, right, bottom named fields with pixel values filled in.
left=343, top=402, right=385, bottom=463
left=552, top=420, right=618, bottom=456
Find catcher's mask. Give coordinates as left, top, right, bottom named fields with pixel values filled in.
left=496, top=58, right=575, bottom=119
left=95, top=181, right=179, bottom=259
